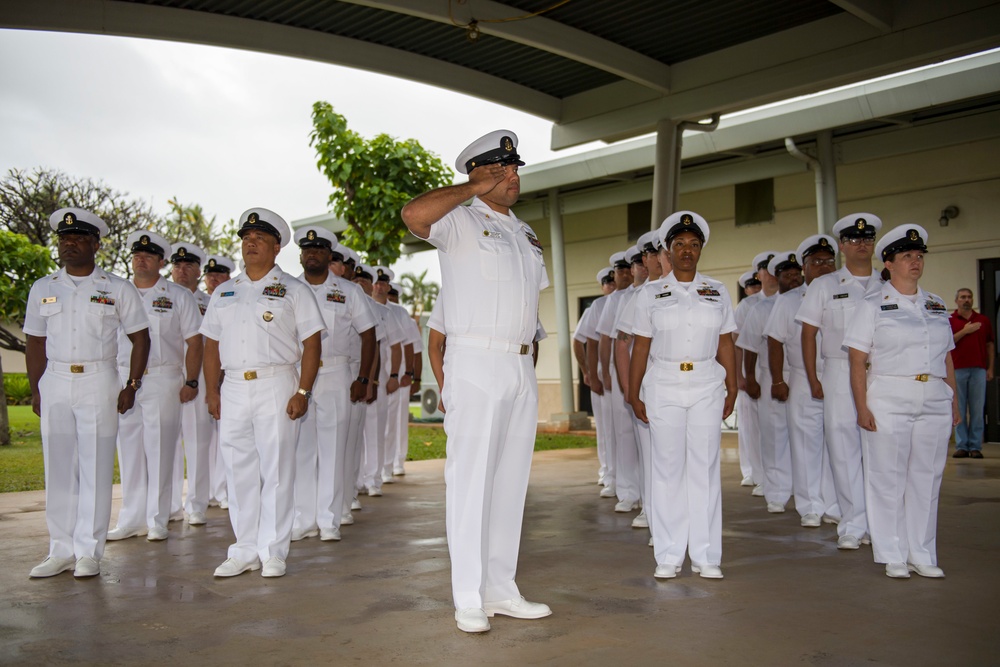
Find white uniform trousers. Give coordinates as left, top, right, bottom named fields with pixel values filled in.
left=116, top=368, right=182, bottom=532
left=341, top=375, right=367, bottom=516
left=209, top=416, right=227, bottom=505
left=862, top=375, right=951, bottom=566
left=294, top=361, right=352, bottom=533
left=591, top=390, right=609, bottom=482
left=442, top=346, right=537, bottom=610
left=643, top=361, right=725, bottom=568
left=360, top=383, right=389, bottom=493
left=176, top=370, right=213, bottom=516
left=822, top=359, right=869, bottom=539
left=787, top=368, right=831, bottom=517
left=393, top=385, right=410, bottom=472
left=219, top=366, right=300, bottom=564
left=609, top=380, right=641, bottom=504
left=383, top=386, right=402, bottom=479
left=632, top=411, right=653, bottom=531
left=736, top=389, right=763, bottom=484
left=38, top=364, right=120, bottom=561
left=756, top=366, right=792, bottom=506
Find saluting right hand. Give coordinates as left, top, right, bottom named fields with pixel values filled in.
left=468, top=163, right=506, bottom=195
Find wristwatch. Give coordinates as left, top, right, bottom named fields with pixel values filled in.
left=297, top=388, right=312, bottom=400
left=390, top=373, right=399, bottom=379
left=356, top=376, right=369, bottom=385
left=127, top=378, right=142, bottom=391
left=185, top=379, right=199, bottom=389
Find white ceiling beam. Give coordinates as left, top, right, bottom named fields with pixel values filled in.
left=551, top=3, right=1000, bottom=148
left=0, top=0, right=563, bottom=119
left=828, top=0, right=893, bottom=32
left=342, top=0, right=671, bottom=93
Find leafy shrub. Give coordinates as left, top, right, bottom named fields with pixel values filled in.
left=4, top=373, right=31, bottom=406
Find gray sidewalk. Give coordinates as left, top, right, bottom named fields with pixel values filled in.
left=1, top=436, right=997, bottom=666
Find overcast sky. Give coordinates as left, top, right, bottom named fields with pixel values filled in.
left=0, top=28, right=603, bottom=281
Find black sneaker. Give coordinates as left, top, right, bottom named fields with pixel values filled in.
left=970, top=450, right=984, bottom=459
left=952, top=449, right=969, bottom=458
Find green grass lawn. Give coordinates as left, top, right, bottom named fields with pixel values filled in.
left=1, top=407, right=594, bottom=492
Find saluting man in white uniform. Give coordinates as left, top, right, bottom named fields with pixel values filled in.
left=168, top=242, right=214, bottom=526
left=202, top=254, right=235, bottom=510
left=291, top=227, right=376, bottom=542
left=628, top=211, right=738, bottom=580
left=764, top=235, right=840, bottom=528
left=401, top=130, right=551, bottom=634
left=796, top=214, right=883, bottom=550
left=25, top=208, right=150, bottom=578
left=201, top=208, right=324, bottom=578
left=108, top=231, right=202, bottom=543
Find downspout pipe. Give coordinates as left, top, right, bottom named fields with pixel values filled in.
left=785, top=137, right=826, bottom=235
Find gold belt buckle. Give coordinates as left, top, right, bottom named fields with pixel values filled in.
left=319, top=360, right=324, bottom=367
left=519, top=344, right=529, bottom=355
left=915, top=374, right=929, bottom=382
left=70, top=364, right=84, bottom=374
left=244, top=370, right=258, bottom=381
left=680, top=362, right=694, bottom=371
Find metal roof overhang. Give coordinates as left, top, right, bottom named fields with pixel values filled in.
left=2, top=0, right=1000, bottom=150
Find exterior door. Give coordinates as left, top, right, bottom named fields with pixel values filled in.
left=980, top=258, right=1000, bottom=443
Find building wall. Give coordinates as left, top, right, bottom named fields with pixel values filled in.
left=1, top=322, right=26, bottom=374
left=528, top=137, right=1000, bottom=421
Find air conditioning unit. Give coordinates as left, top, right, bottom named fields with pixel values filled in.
left=421, top=387, right=445, bottom=420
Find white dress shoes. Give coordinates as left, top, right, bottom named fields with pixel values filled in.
left=188, top=512, right=207, bottom=526
left=393, top=466, right=406, bottom=476
left=382, top=473, right=395, bottom=484
left=885, top=562, right=911, bottom=579
left=766, top=502, right=786, bottom=513
left=599, top=485, right=617, bottom=498
left=837, top=535, right=861, bottom=550
left=147, top=526, right=168, bottom=541
left=455, top=608, right=490, bottom=633
left=214, top=558, right=260, bottom=577
left=320, top=527, right=342, bottom=541
left=106, top=526, right=147, bottom=541
left=908, top=563, right=945, bottom=578
left=483, top=596, right=552, bottom=619
left=631, top=510, right=649, bottom=528
left=74, top=557, right=101, bottom=578
left=218, top=499, right=229, bottom=510
left=615, top=499, right=639, bottom=513
left=654, top=564, right=681, bottom=579
left=692, top=564, right=724, bottom=579
left=341, top=513, right=355, bottom=525
left=29, top=556, right=75, bottom=578
left=291, top=527, right=319, bottom=542
left=822, top=514, right=841, bottom=525
left=751, top=485, right=765, bottom=497
left=367, top=486, right=383, bottom=497
left=351, top=497, right=362, bottom=511
left=261, top=557, right=286, bottom=578
left=740, top=476, right=754, bottom=487
left=800, top=513, right=821, bottom=527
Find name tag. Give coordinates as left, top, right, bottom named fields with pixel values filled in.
left=833, top=293, right=849, bottom=300
left=221, top=291, right=235, bottom=298
left=42, top=296, right=57, bottom=304
left=655, top=291, right=672, bottom=299
left=880, top=304, right=898, bottom=311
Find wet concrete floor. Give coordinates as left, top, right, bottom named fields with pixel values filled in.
left=1, top=434, right=997, bottom=666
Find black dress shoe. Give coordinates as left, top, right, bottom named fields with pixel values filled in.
left=952, top=449, right=969, bottom=458
left=970, top=450, right=984, bottom=459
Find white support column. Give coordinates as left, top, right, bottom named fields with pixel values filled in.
left=547, top=189, right=589, bottom=431
left=816, top=130, right=839, bottom=235
left=651, top=119, right=681, bottom=228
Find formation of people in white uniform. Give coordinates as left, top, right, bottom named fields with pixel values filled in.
left=22, top=129, right=961, bottom=634
left=578, top=210, right=961, bottom=582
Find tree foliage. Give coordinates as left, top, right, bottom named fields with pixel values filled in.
left=0, top=231, right=55, bottom=352
left=399, top=270, right=439, bottom=318
left=162, top=198, right=241, bottom=259
left=309, top=102, right=453, bottom=266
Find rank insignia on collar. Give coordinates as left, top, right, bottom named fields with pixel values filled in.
left=262, top=282, right=287, bottom=298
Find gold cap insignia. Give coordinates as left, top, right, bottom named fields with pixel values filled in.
left=178, top=247, right=186, bottom=256
left=503, top=137, right=513, bottom=151
left=208, top=259, right=216, bottom=267
left=820, top=238, right=828, bottom=246
left=908, top=229, right=918, bottom=241
left=681, top=214, right=693, bottom=225
left=64, top=213, right=76, bottom=225
left=377, top=269, right=384, bottom=277
left=262, top=311, right=273, bottom=322
left=307, top=230, right=316, bottom=241
left=248, top=212, right=259, bottom=224
left=140, top=235, right=149, bottom=245
left=789, top=253, right=795, bottom=261
left=856, top=218, right=866, bottom=229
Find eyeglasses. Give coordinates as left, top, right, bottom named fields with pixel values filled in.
left=806, top=258, right=837, bottom=267
left=843, top=237, right=875, bottom=246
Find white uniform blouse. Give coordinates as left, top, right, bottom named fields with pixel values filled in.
left=843, top=282, right=954, bottom=378
left=631, top=272, right=737, bottom=362
left=426, top=197, right=548, bottom=346
left=764, top=284, right=820, bottom=372
left=199, top=266, right=324, bottom=370
left=24, top=266, right=149, bottom=363
left=795, top=267, right=881, bottom=360
left=116, top=277, right=201, bottom=369
left=298, top=272, right=377, bottom=363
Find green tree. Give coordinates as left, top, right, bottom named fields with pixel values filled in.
left=309, top=102, right=453, bottom=266
left=399, top=270, right=439, bottom=318
left=162, top=198, right=240, bottom=259
left=0, top=167, right=160, bottom=278
left=0, top=230, right=56, bottom=445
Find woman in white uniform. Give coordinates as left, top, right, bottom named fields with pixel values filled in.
left=843, top=224, right=959, bottom=579
left=628, top=211, right=738, bottom=580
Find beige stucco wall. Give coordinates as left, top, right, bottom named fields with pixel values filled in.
left=529, top=137, right=1000, bottom=421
